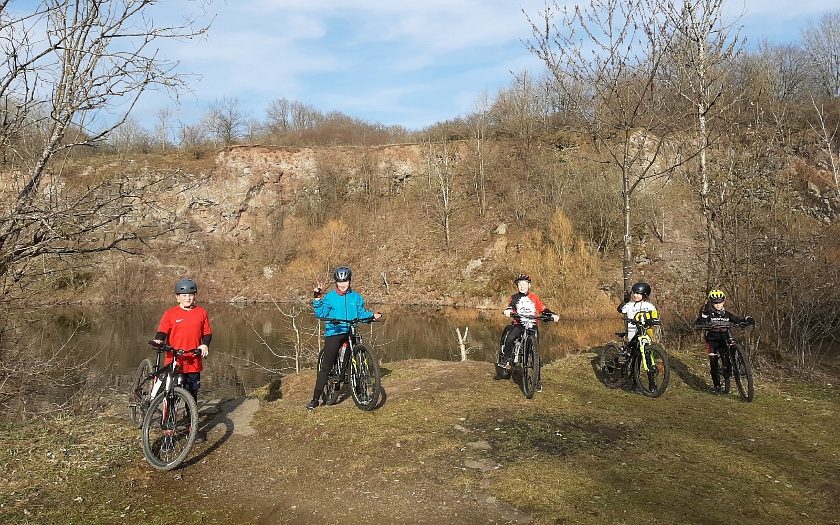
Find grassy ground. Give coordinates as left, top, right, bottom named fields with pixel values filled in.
left=1, top=347, right=838, bottom=524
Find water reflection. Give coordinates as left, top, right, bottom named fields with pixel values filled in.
left=38, top=303, right=618, bottom=399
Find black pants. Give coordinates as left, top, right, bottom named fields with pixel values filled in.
left=706, top=339, right=728, bottom=389
left=500, top=325, right=525, bottom=360
left=312, top=334, right=349, bottom=401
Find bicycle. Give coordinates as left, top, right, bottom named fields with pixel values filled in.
left=495, top=312, right=552, bottom=399
left=599, top=317, right=670, bottom=397
left=695, top=320, right=755, bottom=401
left=317, top=317, right=382, bottom=411
left=132, top=342, right=202, bottom=470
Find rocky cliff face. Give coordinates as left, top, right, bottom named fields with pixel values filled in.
left=178, top=144, right=427, bottom=242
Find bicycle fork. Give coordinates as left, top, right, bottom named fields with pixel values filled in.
left=638, top=336, right=656, bottom=372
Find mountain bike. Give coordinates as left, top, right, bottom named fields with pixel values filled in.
left=317, top=317, right=382, bottom=411
left=599, top=317, right=670, bottom=397
left=135, top=342, right=202, bottom=470
left=495, top=312, right=552, bottom=399
left=695, top=320, right=755, bottom=401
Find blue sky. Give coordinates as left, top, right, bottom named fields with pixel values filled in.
left=133, top=0, right=839, bottom=133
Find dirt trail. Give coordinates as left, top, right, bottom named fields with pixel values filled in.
left=157, top=360, right=535, bottom=524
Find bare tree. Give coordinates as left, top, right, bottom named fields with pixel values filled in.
left=809, top=97, right=840, bottom=194
left=266, top=97, right=292, bottom=135
left=425, top=138, right=457, bottom=250
left=663, top=0, right=743, bottom=289
left=801, top=10, right=840, bottom=98
left=155, top=107, right=173, bottom=152
left=470, top=90, right=490, bottom=217
left=524, top=0, right=690, bottom=290
left=204, top=96, right=248, bottom=146
left=0, top=0, right=209, bottom=284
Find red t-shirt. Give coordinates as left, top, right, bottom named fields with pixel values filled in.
left=157, top=305, right=212, bottom=373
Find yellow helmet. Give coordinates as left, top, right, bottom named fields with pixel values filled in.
left=708, top=289, right=726, bottom=304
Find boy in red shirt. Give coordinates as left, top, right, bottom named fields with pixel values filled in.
left=152, top=278, right=212, bottom=401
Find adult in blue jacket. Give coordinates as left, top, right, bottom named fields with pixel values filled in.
left=308, top=266, right=381, bottom=410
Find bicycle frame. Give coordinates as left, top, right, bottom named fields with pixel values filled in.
left=133, top=343, right=201, bottom=419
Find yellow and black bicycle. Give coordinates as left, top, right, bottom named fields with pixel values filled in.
left=599, top=317, right=670, bottom=397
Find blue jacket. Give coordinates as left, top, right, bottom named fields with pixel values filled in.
left=313, top=288, right=375, bottom=337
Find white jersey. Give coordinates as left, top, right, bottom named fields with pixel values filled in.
left=619, top=300, right=658, bottom=339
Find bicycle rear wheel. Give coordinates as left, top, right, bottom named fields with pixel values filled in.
left=732, top=342, right=755, bottom=402
left=599, top=343, right=625, bottom=389
left=129, top=359, right=153, bottom=428
left=521, top=334, right=539, bottom=399
left=633, top=343, right=670, bottom=398
left=141, top=386, right=198, bottom=470
left=350, top=344, right=381, bottom=411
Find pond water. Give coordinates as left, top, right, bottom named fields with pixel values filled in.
left=23, top=303, right=619, bottom=400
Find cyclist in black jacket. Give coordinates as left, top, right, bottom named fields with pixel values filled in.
left=694, top=289, right=754, bottom=394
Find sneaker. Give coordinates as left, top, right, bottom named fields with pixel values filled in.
left=536, top=382, right=543, bottom=393
left=306, top=399, right=318, bottom=411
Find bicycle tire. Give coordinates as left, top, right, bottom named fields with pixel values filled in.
left=350, top=344, right=381, bottom=411
left=732, top=342, right=755, bottom=402
left=632, top=342, right=670, bottom=398
left=521, top=334, right=538, bottom=399
left=129, top=358, right=153, bottom=428
left=141, top=386, right=198, bottom=471
left=599, top=343, right=625, bottom=389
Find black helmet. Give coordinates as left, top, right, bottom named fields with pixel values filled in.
left=514, top=273, right=531, bottom=283
left=333, top=266, right=352, bottom=282
left=175, top=278, right=197, bottom=294
left=631, top=282, right=651, bottom=297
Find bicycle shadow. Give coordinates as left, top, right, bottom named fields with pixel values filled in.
left=669, top=353, right=712, bottom=393
left=179, top=397, right=246, bottom=469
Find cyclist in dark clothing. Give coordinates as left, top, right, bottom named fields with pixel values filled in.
left=694, top=289, right=754, bottom=393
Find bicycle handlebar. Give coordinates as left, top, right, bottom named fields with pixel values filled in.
left=148, top=341, right=203, bottom=356
left=511, top=312, right=554, bottom=321
left=317, top=316, right=378, bottom=325
left=694, top=320, right=753, bottom=330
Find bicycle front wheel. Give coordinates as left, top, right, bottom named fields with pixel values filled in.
left=141, top=387, right=198, bottom=470
left=732, top=342, right=755, bottom=402
left=633, top=343, right=670, bottom=398
left=521, top=334, right=539, bottom=399
left=350, top=344, right=381, bottom=411
left=129, top=359, right=153, bottom=428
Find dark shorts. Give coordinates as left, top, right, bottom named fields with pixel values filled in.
left=181, top=372, right=201, bottom=395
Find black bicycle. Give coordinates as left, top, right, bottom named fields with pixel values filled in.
left=695, top=320, right=755, bottom=401
left=599, top=317, right=670, bottom=397
left=131, top=342, right=202, bottom=470
left=495, top=312, right=552, bottom=399
left=317, top=317, right=382, bottom=411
